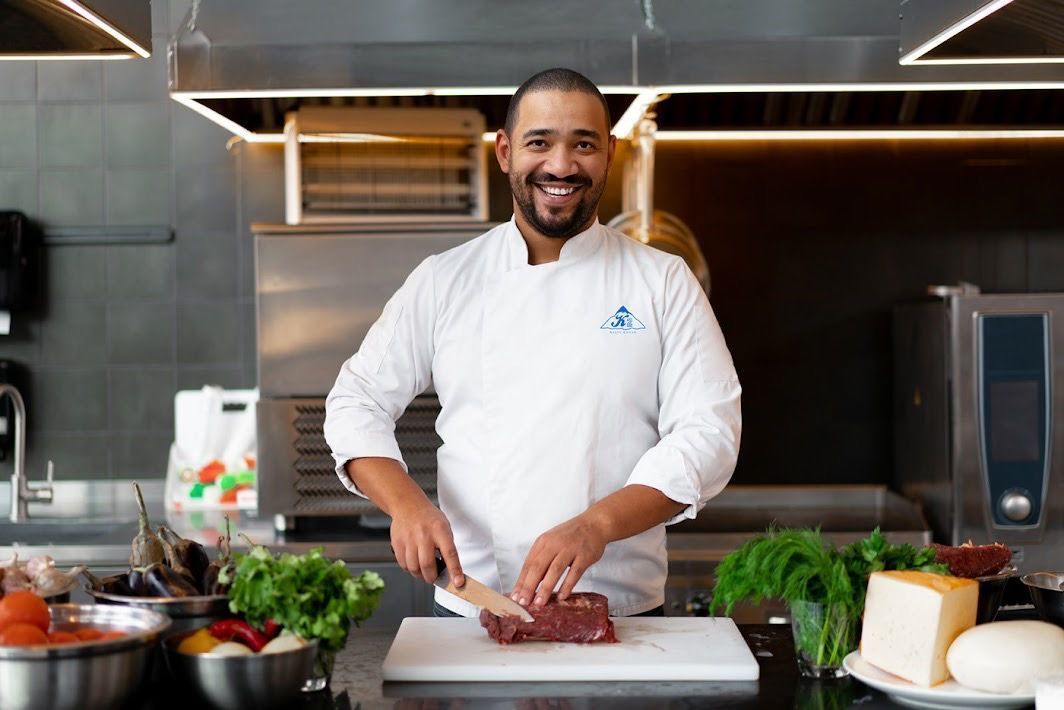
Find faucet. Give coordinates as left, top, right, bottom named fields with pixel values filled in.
left=0, top=384, right=53, bottom=522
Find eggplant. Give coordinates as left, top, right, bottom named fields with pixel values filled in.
left=80, top=569, right=136, bottom=597
left=127, top=568, right=149, bottom=596
left=201, top=516, right=233, bottom=596
left=103, top=575, right=136, bottom=596
left=143, top=562, right=200, bottom=598
left=129, top=481, right=165, bottom=570
left=158, top=525, right=211, bottom=592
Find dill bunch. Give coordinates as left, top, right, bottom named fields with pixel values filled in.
left=709, top=527, right=856, bottom=617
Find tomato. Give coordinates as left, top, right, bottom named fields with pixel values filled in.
left=0, top=623, right=49, bottom=646
left=0, top=591, right=50, bottom=633
left=73, top=628, right=104, bottom=641
left=100, top=630, right=127, bottom=640
left=47, top=630, right=79, bottom=644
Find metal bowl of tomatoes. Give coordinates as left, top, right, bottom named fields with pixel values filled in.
left=0, top=599, right=171, bottom=710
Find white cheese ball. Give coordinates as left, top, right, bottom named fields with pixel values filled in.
left=946, top=621, right=1064, bottom=694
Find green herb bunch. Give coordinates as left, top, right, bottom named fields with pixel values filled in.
left=710, top=528, right=856, bottom=616
left=226, top=545, right=385, bottom=652
left=709, top=527, right=947, bottom=668
left=838, top=528, right=945, bottom=614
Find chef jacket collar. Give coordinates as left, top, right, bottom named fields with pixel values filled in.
left=505, top=215, right=604, bottom=270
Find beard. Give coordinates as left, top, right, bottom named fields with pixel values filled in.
left=510, top=170, right=605, bottom=239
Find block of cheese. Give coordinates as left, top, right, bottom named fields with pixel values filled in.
left=859, top=570, right=978, bottom=687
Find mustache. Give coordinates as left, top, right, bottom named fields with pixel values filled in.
left=526, top=172, right=590, bottom=187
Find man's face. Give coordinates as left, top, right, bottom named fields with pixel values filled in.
left=496, top=90, right=615, bottom=239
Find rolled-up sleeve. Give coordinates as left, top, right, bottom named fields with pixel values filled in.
left=624, top=256, right=742, bottom=523
left=323, top=257, right=436, bottom=497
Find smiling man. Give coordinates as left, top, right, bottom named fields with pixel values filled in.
left=325, top=68, right=741, bottom=618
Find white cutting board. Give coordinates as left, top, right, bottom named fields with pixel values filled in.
left=381, top=617, right=760, bottom=682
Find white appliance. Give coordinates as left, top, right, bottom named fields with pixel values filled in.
left=284, top=106, right=488, bottom=225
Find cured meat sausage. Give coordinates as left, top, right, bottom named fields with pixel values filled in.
left=930, top=542, right=1012, bottom=578
left=480, top=592, right=618, bottom=645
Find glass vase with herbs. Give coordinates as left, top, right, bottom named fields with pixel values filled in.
left=710, top=528, right=946, bottom=678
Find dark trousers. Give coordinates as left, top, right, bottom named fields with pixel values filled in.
left=432, top=600, right=666, bottom=618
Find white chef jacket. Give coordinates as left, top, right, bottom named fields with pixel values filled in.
left=324, top=217, right=741, bottom=617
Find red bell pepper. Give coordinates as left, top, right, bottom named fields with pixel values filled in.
left=208, top=619, right=270, bottom=652
left=262, top=618, right=282, bottom=640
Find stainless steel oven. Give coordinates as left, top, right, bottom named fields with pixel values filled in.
left=253, top=222, right=492, bottom=529
left=894, top=286, right=1064, bottom=572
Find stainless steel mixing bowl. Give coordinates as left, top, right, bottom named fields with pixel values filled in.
left=0, top=603, right=170, bottom=710
left=976, top=565, right=1018, bottom=623
left=87, top=588, right=232, bottom=636
left=1022, top=572, right=1064, bottom=627
left=163, top=627, right=318, bottom=710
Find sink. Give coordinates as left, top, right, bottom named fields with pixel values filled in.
left=0, top=519, right=137, bottom=546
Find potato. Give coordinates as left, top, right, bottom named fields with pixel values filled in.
left=208, top=641, right=254, bottom=657
left=260, top=635, right=306, bottom=654
left=946, top=621, right=1064, bottom=694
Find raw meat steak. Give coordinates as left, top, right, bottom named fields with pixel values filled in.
left=480, top=592, right=618, bottom=645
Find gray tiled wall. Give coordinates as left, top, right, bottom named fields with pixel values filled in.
left=3, top=1, right=1063, bottom=491
left=0, top=0, right=283, bottom=480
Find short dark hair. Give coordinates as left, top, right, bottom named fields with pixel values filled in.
left=504, top=68, right=611, bottom=136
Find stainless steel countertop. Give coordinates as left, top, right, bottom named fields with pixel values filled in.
left=0, top=480, right=931, bottom=568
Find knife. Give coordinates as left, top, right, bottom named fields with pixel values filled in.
left=434, top=556, right=534, bottom=622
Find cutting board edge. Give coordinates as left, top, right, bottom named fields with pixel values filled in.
left=381, top=665, right=761, bottom=682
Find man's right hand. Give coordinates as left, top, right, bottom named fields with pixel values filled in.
left=345, top=456, right=465, bottom=588
left=390, top=499, right=465, bottom=587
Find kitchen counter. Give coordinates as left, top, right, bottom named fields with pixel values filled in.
left=0, top=481, right=998, bottom=707
left=0, top=480, right=932, bottom=568
left=0, top=481, right=396, bottom=566
left=146, top=624, right=914, bottom=709
left=0, top=479, right=937, bottom=627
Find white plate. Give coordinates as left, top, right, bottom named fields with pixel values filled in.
left=843, top=652, right=1034, bottom=709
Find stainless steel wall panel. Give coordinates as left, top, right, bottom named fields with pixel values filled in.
left=254, top=224, right=487, bottom=397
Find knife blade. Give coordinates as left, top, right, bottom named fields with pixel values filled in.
left=434, top=556, right=534, bottom=622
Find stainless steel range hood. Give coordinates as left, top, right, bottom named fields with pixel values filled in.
left=169, top=0, right=1064, bottom=141
left=900, top=0, right=1064, bottom=65
left=0, top=0, right=151, bottom=60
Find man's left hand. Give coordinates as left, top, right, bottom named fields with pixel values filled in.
left=510, top=513, right=608, bottom=610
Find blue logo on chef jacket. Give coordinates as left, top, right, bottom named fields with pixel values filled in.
left=600, top=306, right=645, bottom=332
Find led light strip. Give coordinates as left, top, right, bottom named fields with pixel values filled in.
left=170, top=94, right=276, bottom=143
left=0, top=53, right=135, bottom=60
left=612, top=90, right=668, bottom=140
left=656, top=81, right=1064, bottom=93
left=57, top=0, right=150, bottom=58
left=171, top=86, right=642, bottom=143
left=899, top=0, right=1016, bottom=66
left=170, top=86, right=641, bottom=100
left=910, top=56, right=1064, bottom=65
left=652, top=129, right=1064, bottom=141
left=174, top=81, right=1064, bottom=145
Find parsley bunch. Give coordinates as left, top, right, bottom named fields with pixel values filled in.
left=226, top=545, right=385, bottom=652
left=839, top=528, right=945, bottom=614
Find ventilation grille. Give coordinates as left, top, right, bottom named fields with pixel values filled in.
left=289, top=395, right=442, bottom=514
left=285, top=106, right=487, bottom=224
left=300, top=139, right=478, bottom=216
